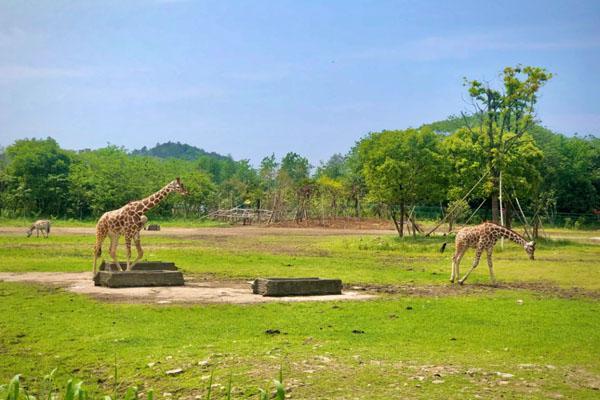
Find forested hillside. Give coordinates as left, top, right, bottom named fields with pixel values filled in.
left=1, top=120, right=597, bottom=229
left=2, top=67, right=598, bottom=232
left=131, top=141, right=229, bottom=162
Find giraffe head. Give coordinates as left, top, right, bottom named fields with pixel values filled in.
left=168, top=177, right=189, bottom=195
left=524, top=241, right=536, bottom=260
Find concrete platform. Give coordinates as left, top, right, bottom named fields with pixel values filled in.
left=94, top=270, right=184, bottom=288
left=100, top=261, right=177, bottom=272
left=252, top=277, right=343, bottom=296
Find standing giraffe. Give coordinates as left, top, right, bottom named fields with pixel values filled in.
left=93, top=178, right=188, bottom=274
left=26, top=220, right=51, bottom=238
left=445, top=222, right=535, bottom=285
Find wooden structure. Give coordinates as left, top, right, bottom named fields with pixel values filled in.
left=252, top=277, right=343, bottom=297
left=209, top=207, right=273, bottom=224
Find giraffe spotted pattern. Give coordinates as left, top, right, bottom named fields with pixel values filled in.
left=93, top=178, right=188, bottom=274
left=449, top=222, right=536, bottom=285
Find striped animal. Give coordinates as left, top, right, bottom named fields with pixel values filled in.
left=26, top=220, right=51, bottom=238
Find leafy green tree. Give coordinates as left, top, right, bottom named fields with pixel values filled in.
left=463, top=65, right=552, bottom=222
left=315, top=153, right=347, bottom=180
left=177, top=171, right=215, bottom=216
left=316, top=175, right=344, bottom=221
left=357, top=128, right=445, bottom=236
left=280, top=152, right=310, bottom=185
left=442, top=127, right=543, bottom=204
left=3, top=138, right=72, bottom=216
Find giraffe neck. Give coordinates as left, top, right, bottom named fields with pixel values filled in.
left=138, top=185, right=174, bottom=213
left=494, top=225, right=527, bottom=245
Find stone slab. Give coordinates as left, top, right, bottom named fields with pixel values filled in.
left=100, top=261, right=177, bottom=272
left=94, top=270, right=184, bottom=288
left=252, top=277, right=342, bottom=297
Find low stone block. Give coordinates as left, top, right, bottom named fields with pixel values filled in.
left=252, top=277, right=342, bottom=297
left=94, top=270, right=184, bottom=288
left=100, top=261, right=177, bottom=271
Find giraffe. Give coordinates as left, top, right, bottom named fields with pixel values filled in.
left=446, top=222, right=535, bottom=285
left=26, top=220, right=51, bottom=238
left=92, top=178, right=188, bottom=274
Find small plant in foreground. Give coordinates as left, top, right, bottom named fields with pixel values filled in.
left=0, top=374, right=152, bottom=400
left=1, top=369, right=286, bottom=400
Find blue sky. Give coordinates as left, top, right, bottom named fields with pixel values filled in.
left=1, top=0, right=599, bottom=164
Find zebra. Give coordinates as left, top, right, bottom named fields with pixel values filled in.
left=26, top=220, right=51, bottom=238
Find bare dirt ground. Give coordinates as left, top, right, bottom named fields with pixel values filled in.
left=350, top=281, right=600, bottom=299
left=0, top=272, right=375, bottom=304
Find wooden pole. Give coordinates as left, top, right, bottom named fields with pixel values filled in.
left=499, top=171, right=504, bottom=249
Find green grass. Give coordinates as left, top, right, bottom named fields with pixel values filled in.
left=0, top=283, right=598, bottom=399
left=0, top=226, right=599, bottom=398
left=0, top=230, right=598, bottom=289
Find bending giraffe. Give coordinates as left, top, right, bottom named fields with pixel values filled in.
left=93, top=178, right=188, bottom=275
left=443, top=222, right=535, bottom=285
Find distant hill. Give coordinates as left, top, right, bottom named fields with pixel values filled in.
left=131, top=141, right=230, bottom=161
left=420, top=114, right=564, bottom=141
left=420, top=114, right=477, bottom=134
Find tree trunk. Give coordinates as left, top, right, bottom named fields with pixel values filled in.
left=409, top=212, right=417, bottom=237
left=391, top=210, right=402, bottom=237
left=505, top=203, right=512, bottom=229
left=490, top=171, right=500, bottom=223
left=532, top=215, right=540, bottom=239
left=491, top=194, right=499, bottom=223
left=399, top=201, right=405, bottom=237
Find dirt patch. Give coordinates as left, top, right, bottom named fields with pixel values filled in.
left=347, top=281, right=600, bottom=299
left=0, top=272, right=374, bottom=304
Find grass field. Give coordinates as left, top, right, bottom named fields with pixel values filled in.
left=0, top=224, right=599, bottom=399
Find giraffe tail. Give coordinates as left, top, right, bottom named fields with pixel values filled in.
left=439, top=232, right=456, bottom=253
left=93, top=229, right=107, bottom=274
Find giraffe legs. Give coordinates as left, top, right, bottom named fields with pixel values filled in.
left=130, top=233, right=143, bottom=269
left=108, top=233, right=121, bottom=270
left=459, top=247, right=483, bottom=285
left=450, top=246, right=466, bottom=283
left=486, top=248, right=497, bottom=286
left=125, top=234, right=134, bottom=271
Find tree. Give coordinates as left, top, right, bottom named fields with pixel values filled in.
left=463, top=65, right=552, bottom=222
left=280, top=152, right=310, bottom=185
left=357, top=128, right=446, bottom=236
left=3, top=138, right=72, bottom=216
left=442, top=127, right=544, bottom=209
left=315, top=153, right=347, bottom=180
